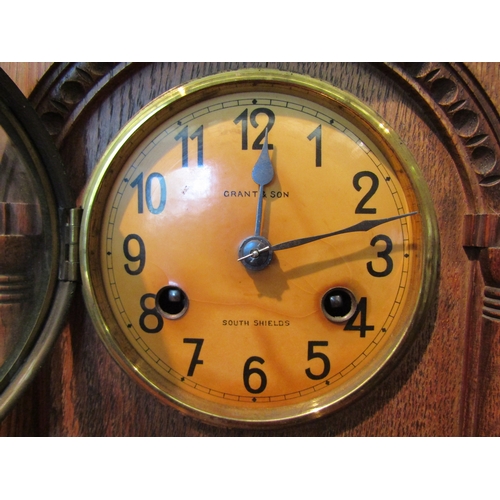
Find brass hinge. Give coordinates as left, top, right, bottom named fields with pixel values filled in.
left=59, top=207, right=82, bottom=282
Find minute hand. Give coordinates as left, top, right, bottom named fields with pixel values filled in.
left=271, top=212, right=418, bottom=252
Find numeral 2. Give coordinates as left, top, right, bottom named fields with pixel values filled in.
left=353, top=171, right=379, bottom=214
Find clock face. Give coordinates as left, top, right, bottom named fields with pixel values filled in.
left=81, top=70, right=438, bottom=426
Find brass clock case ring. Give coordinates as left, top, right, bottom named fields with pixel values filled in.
left=81, top=69, right=439, bottom=427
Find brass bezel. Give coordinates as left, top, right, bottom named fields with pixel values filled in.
left=80, top=69, right=439, bottom=428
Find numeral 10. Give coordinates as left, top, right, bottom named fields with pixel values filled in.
left=130, top=172, right=167, bottom=214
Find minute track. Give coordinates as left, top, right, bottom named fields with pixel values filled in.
left=80, top=69, right=437, bottom=427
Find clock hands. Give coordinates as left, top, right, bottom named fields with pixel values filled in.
left=251, top=129, right=274, bottom=236
left=237, top=129, right=275, bottom=271
left=238, top=128, right=417, bottom=269
left=238, top=211, right=417, bottom=267
left=270, top=211, right=417, bottom=251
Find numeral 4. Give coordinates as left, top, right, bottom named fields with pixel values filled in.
left=344, top=297, right=375, bottom=338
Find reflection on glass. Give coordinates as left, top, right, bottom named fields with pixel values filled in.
left=0, top=124, right=47, bottom=387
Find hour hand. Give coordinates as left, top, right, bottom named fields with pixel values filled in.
left=252, top=129, right=274, bottom=236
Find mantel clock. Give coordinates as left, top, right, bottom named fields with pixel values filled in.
left=1, top=62, right=499, bottom=436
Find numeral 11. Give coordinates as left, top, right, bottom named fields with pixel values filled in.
left=175, top=125, right=204, bottom=167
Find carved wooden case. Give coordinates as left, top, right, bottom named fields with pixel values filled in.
left=1, top=62, right=499, bottom=436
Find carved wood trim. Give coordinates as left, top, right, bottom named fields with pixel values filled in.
left=31, top=63, right=500, bottom=208
left=377, top=65, right=500, bottom=434
left=463, top=215, right=500, bottom=319
left=28, top=63, right=146, bottom=148
left=382, top=62, right=500, bottom=213
left=463, top=214, right=500, bottom=248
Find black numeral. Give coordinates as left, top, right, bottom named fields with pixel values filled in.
left=174, top=125, right=204, bottom=167
left=139, top=293, right=163, bottom=334
left=234, top=109, right=249, bottom=150
left=243, top=356, right=267, bottom=394
left=305, top=341, right=330, bottom=380
left=234, top=108, right=275, bottom=150
left=344, top=297, right=374, bottom=338
left=130, top=172, right=167, bottom=214
left=367, top=234, right=393, bottom=277
left=183, top=338, right=204, bottom=376
left=123, top=234, right=146, bottom=275
left=307, top=125, right=322, bottom=167
left=353, top=171, right=379, bottom=214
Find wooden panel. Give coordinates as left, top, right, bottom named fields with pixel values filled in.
left=0, top=62, right=52, bottom=97
left=1, top=62, right=499, bottom=436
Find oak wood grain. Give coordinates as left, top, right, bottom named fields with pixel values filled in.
left=0, top=62, right=52, bottom=97
left=1, top=62, right=499, bottom=436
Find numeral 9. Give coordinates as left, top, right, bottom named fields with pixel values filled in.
left=123, top=234, right=146, bottom=275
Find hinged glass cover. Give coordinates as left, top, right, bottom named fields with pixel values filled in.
left=0, top=67, right=75, bottom=419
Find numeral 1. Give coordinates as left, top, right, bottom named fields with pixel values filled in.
left=307, top=125, right=322, bottom=167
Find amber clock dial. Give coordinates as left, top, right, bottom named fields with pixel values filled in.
left=81, top=69, right=438, bottom=427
